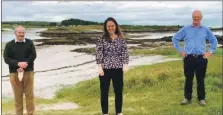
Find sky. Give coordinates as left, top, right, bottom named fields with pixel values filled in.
left=2, top=1, right=222, bottom=27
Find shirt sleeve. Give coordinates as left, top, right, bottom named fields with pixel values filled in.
left=206, top=28, right=218, bottom=53
left=172, top=26, right=186, bottom=52
left=96, top=38, right=104, bottom=64
left=3, top=43, right=19, bottom=67
left=25, top=40, right=37, bottom=63
left=121, top=39, right=129, bottom=64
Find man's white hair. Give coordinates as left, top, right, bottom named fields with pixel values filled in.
left=14, top=25, right=25, bottom=33
left=192, top=10, right=203, bottom=17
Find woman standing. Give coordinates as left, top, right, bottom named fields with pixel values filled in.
left=96, top=17, right=129, bottom=115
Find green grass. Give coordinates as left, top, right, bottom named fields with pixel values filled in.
left=31, top=55, right=222, bottom=115
left=2, top=24, right=13, bottom=29
left=214, top=48, right=223, bottom=55
left=2, top=97, right=61, bottom=113
left=46, top=25, right=103, bottom=33
left=71, top=46, right=222, bottom=58
left=129, top=46, right=178, bottom=56
left=2, top=45, right=222, bottom=114
left=43, top=25, right=182, bottom=33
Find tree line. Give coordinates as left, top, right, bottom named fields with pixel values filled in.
left=2, top=19, right=103, bottom=27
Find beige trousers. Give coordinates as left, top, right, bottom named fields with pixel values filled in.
left=9, top=71, right=35, bottom=115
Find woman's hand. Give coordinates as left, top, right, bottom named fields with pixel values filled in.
left=98, top=64, right=104, bottom=76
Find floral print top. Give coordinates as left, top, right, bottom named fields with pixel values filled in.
left=96, top=37, right=129, bottom=69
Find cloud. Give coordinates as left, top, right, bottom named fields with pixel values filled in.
left=2, top=1, right=222, bottom=27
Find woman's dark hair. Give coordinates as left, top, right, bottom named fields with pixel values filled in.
left=102, top=17, right=123, bottom=42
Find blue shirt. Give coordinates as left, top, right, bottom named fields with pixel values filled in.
left=172, top=24, right=218, bottom=54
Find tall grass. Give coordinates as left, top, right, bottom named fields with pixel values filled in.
left=41, top=55, right=221, bottom=115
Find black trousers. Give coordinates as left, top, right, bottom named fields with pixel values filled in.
left=183, top=55, right=208, bottom=101
left=99, top=68, right=123, bottom=114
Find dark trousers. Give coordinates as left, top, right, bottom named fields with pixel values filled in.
left=99, top=68, right=123, bottom=114
left=183, top=55, right=208, bottom=101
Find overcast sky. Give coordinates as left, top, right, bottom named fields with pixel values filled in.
left=2, top=1, right=222, bottom=27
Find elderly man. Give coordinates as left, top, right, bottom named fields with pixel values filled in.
left=4, top=26, right=37, bottom=115
left=172, top=10, right=218, bottom=106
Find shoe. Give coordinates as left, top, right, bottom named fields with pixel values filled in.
left=180, top=98, right=191, bottom=105
left=199, top=100, right=206, bottom=106
left=117, top=113, right=123, bottom=115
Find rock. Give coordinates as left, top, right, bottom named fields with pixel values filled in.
left=153, top=41, right=167, bottom=46
left=142, top=42, right=153, bottom=47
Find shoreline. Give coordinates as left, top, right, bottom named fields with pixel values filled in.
left=38, top=29, right=222, bottom=37
left=1, top=44, right=180, bottom=99
left=2, top=54, right=222, bottom=114
left=2, top=30, right=222, bottom=99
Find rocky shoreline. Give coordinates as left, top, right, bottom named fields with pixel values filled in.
left=38, top=27, right=223, bottom=37
left=33, top=35, right=223, bottom=47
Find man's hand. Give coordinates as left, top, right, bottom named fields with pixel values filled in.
left=18, top=62, right=28, bottom=68
left=180, top=51, right=186, bottom=58
left=123, top=64, right=128, bottom=73
left=17, top=68, right=24, bottom=72
left=203, top=52, right=212, bottom=59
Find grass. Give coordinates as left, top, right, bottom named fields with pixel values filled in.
left=43, top=25, right=182, bottom=33
left=39, top=55, right=221, bottom=115
left=214, top=48, right=223, bottom=55
left=71, top=46, right=180, bottom=57
left=130, top=47, right=222, bottom=58
left=46, top=25, right=103, bottom=33
left=2, top=45, right=222, bottom=114
left=2, top=97, right=61, bottom=113
left=70, top=46, right=222, bottom=58
left=129, top=46, right=178, bottom=56
left=2, top=24, right=13, bottom=29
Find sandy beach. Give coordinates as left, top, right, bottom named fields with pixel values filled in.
left=2, top=44, right=179, bottom=99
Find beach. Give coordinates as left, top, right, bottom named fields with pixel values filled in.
left=2, top=44, right=179, bottom=99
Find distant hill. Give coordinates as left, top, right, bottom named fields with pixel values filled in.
left=61, top=18, right=103, bottom=26
left=2, top=20, right=222, bottom=31
left=2, top=19, right=103, bottom=27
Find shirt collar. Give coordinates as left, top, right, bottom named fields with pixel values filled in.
left=190, top=24, right=203, bottom=28
left=15, top=38, right=26, bottom=43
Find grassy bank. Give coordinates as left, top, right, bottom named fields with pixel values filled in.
left=2, top=98, right=60, bottom=113
left=42, top=25, right=222, bottom=33
left=71, top=46, right=179, bottom=56
left=71, top=46, right=222, bottom=57
left=46, top=25, right=103, bottom=33
left=2, top=45, right=222, bottom=114
left=130, top=47, right=223, bottom=57
left=40, top=55, right=221, bottom=115
left=42, top=25, right=181, bottom=33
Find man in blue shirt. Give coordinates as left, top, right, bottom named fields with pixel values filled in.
left=172, top=10, right=218, bottom=106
